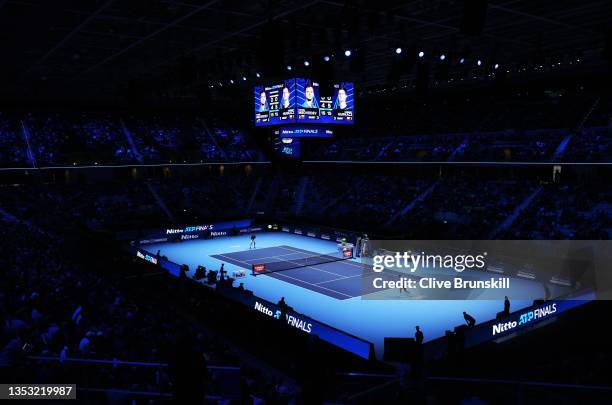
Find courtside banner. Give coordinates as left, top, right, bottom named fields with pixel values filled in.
left=228, top=292, right=373, bottom=360
left=118, top=219, right=254, bottom=242
left=358, top=240, right=612, bottom=300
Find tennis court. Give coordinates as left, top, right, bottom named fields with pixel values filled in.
left=212, top=245, right=392, bottom=300
left=146, top=232, right=540, bottom=356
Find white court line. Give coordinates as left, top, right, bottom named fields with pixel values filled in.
left=317, top=272, right=370, bottom=285
left=215, top=251, right=349, bottom=281
left=275, top=245, right=364, bottom=270
left=317, top=269, right=411, bottom=285
left=243, top=251, right=308, bottom=263
left=264, top=254, right=355, bottom=279
left=215, top=249, right=355, bottom=298
left=213, top=253, right=250, bottom=266
left=268, top=271, right=354, bottom=299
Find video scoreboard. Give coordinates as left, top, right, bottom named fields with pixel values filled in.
left=255, top=78, right=354, bottom=127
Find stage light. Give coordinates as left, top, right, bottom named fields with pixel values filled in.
left=229, top=79, right=234, bottom=84
left=494, top=63, right=499, bottom=69
left=440, top=54, right=446, bottom=61
left=395, top=47, right=402, bottom=54
left=323, top=55, right=330, bottom=62
left=418, top=51, right=424, bottom=58
left=477, top=60, right=482, bottom=66
left=242, top=76, right=246, bottom=81
left=459, top=58, right=465, bottom=64
left=287, top=65, right=292, bottom=71
left=304, top=60, right=310, bottom=66
left=344, top=49, right=352, bottom=57
left=255, top=72, right=260, bottom=78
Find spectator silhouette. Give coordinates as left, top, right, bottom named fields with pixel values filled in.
left=169, top=333, right=208, bottom=404
left=504, top=296, right=510, bottom=315
left=463, top=311, right=476, bottom=327
left=219, top=264, right=226, bottom=282
left=278, top=297, right=288, bottom=321
left=194, top=265, right=206, bottom=280
left=415, top=326, right=424, bottom=345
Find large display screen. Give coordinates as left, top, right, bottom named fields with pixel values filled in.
left=254, top=78, right=354, bottom=126
left=254, top=79, right=296, bottom=126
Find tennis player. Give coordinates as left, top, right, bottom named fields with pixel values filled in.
left=249, top=234, right=257, bottom=249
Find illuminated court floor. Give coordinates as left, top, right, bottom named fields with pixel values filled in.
left=147, top=232, right=546, bottom=357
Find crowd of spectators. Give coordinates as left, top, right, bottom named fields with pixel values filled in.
left=0, top=113, right=258, bottom=167
left=0, top=113, right=28, bottom=166
left=359, top=91, right=593, bottom=135
left=1, top=161, right=611, bottom=402
left=209, top=118, right=261, bottom=162
left=78, top=114, right=134, bottom=164
left=502, top=183, right=612, bottom=239
left=125, top=114, right=203, bottom=163
left=0, top=217, right=176, bottom=397
left=23, top=113, right=136, bottom=166
left=2, top=163, right=610, bottom=242
left=297, top=175, right=432, bottom=231
left=154, top=171, right=259, bottom=223
left=123, top=114, right=259, bottom=164
left=1, top=106, right=610, bottom=167
left=398, top=178, right=538, bottom=238
left=562, top=127, right=612, bottom=162
left=24, top=113, right=74, bottom=166
left=308, top=129, right=575, bottom=162
left=251, top=172, right=532, bottom=238
left=290, top=174, right=541, bottom=238
left=0, top=191, right=306, bottom=403
left=0, top=181, right=167, bottom=232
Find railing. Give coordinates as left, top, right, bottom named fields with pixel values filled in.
left=425, top=376, right=612, bottom=404
left=25, top=356, right=241, bottom=403
left=334, top=372, right=612, bottom=403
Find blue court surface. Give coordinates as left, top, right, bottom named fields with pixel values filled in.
left=211, top=245, right=402, bottom=300
left=148, top=232, right=543, bottom=357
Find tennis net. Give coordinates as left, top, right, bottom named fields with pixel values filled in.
left=252, top=248, right=353, bottom=275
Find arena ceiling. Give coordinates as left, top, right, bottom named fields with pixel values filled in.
left=0, top=0, right=610, bottom=100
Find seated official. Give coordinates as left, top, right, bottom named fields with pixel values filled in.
left=207, top=270, right=218, bottom=284
left=463, top=311, right=476, bottom=327
left=194, top=265, right=206, bottom=280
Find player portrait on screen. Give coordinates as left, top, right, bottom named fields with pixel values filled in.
left=301, top=83, right=318, bottom=108
left=336, top=86, right=348, bottom=110
left=333, top=83, right=353, bottom=111
left=258, top=90, right=269, bottom=112
left=280, top=85, right=293, bottom=109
